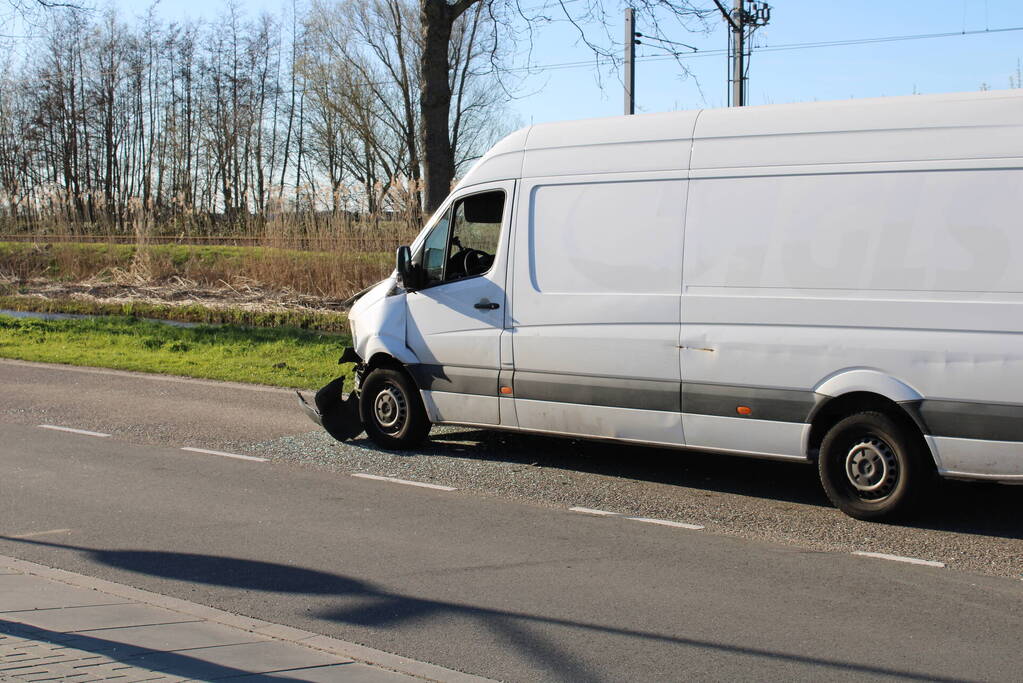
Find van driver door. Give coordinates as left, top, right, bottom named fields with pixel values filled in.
left=404, top=181, right=515, bottom=425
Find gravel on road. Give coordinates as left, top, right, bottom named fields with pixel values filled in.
left=253, top=425, right=1023, bottom=581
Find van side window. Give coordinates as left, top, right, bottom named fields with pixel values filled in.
left=415, top=190, right=505, bottom=288
left=447, top=191, right=504, bottom=280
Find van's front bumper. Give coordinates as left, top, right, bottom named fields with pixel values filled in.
left=296, top=391, right=323, bottom=427
left=296, top=374, right=364, bottom=441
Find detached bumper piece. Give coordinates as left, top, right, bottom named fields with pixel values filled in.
left=297, top=391, right=323, bottom=426
left=296, top=375, right=365, bottom=441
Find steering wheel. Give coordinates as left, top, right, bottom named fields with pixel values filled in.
left=463, top=249, right=493, bottom=275
left=447, top=247, right=470, bottom=278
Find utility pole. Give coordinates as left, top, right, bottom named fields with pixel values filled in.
left=713, top=0, right=770, bottom=106
left=731, top=0, right=745, bottom=107
left=624, top=7, right=635, bottom=115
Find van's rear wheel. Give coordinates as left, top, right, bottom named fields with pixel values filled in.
left=360, top=367, right=430, bottom=450
left=818, top=411, right=925, bottom=521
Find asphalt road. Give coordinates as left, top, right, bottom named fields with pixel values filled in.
left=2, top=359, right=1022, bottom=681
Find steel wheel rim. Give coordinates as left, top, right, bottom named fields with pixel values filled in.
left=373, top=382, right=407, bottom=434
left=844, top=436, right=898, bottom=499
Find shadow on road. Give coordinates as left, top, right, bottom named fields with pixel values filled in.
left=413, top=428, right=1023, bottom=540
left=388, top=429, right=830, bottom=505
left=0, top=537, right=967, bottom=683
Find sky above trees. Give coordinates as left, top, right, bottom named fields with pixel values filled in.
left=2, top=0, right=1019, bottom=225
left=104, top=0, right=1022, bottom=124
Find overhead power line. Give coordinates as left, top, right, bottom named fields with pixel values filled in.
left=512, top=24, right=1023, bottom=75
left=636, top=33, right=699, bottom=53
left=76, top=23, right=1017, bottom=93
left=749, top=25, right=1023, bottom=55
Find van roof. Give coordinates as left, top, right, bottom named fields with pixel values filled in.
left=455, top=88, right=1023, bottom=188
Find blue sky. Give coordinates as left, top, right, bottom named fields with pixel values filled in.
left=113, top=0, right=1022, bottom=125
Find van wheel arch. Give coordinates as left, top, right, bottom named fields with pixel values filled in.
left=353, top=351, right=413, bottom=394
left=806, top=392, right=932, bottom=467
left=361, top=353, right=424, bottom=395
left=365, top=352, right=405, bottom=375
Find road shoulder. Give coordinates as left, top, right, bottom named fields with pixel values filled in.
left=0, top=554, right=489, bottom=683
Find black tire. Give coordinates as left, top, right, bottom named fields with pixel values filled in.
left=818, top=411, right=928, bottom=521
left=360, top=367, right=431, bottom=450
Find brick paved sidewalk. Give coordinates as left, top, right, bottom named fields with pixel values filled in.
left=0, top=556, right=486, bottom=682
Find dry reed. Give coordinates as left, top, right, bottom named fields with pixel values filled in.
left=0, top=206, right=422, bottom=300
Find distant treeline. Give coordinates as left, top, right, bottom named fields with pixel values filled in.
left=0, top=1, right=512, bottom=234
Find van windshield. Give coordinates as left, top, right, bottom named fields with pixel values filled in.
left=421, top=215, right=450, bottom=284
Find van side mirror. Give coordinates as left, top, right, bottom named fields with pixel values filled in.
left=396, top=245, right=420, bottom=291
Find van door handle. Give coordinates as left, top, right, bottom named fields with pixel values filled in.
left=474, top=301, right=500, bottom=310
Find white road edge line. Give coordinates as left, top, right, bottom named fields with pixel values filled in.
left=351, top=473, right=456, bottom=491
left=852, top=551, right=945, bottom=568
left=180, top=447, right=267, bottom=463
left=38, top=425, right=110, bottom=438
left=10, top=529, right=72, bottom=539
left=569, top=507, right=619, bottom=516
left=626, top=516, right=705, bottom=531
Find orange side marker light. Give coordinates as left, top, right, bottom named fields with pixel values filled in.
left=500, top=386, right=513, bottom=395
left=736, top=405, right=752, bottom=416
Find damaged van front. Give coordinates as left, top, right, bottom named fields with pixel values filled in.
left=297, top=179, right=513, bottom=450
left=297, top=270, right=416, bottom=443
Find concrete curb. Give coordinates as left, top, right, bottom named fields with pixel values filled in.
left=0, top=554, right=493, bottom=683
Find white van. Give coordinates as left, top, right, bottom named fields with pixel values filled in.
left=301, top=88, right=1023, bottom=520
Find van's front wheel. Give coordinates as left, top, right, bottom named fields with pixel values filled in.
left=818, top=411, right=926, bottom=521
left=360, top=367, right=431, bottom=450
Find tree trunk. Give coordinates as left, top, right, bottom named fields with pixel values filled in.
left=419, top=0, right=458, bottom=216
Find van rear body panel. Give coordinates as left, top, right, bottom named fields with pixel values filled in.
left=672, top=90, right=1023, bottom=480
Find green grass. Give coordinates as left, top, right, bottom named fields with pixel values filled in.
left=0, top=295, right=350, bottom=333
left=0, top=314, right=352, bottom=390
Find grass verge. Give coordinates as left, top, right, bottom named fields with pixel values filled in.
left=0, top=294, right=350, bottom=333
left=0, top=314, right=351, bottom=390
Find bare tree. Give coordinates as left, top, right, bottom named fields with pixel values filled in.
left=304, top=0, right=510, bottom=223
left=0, top=64, right=32, bottom=221
left=0, top=0, right=713, bottom=234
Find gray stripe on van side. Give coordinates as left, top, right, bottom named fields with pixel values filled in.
left=912, top=399, right=1023, bottom=442
left=681, top=382, right=819, bottom=423
left=514, top=371, right=680, bottom=412
left=404, top=365, right=1023, bottom=443
left=407, top=364, right=499, bottom=397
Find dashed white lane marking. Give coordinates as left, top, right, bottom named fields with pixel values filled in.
left=852, top=551, right=945, bottom=568
left=10, top=529, right=72, bottom=539
left=352, top=473, right=456, bottom=491
left=627, top=516, right=705, bottom=530
left=180, top=447, right=267, bottom=463
left=570, top=507, right=704, bottom=530
left=38, top=425, right=110, bottom=438
left=569, top=507, right=618, bottom=516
